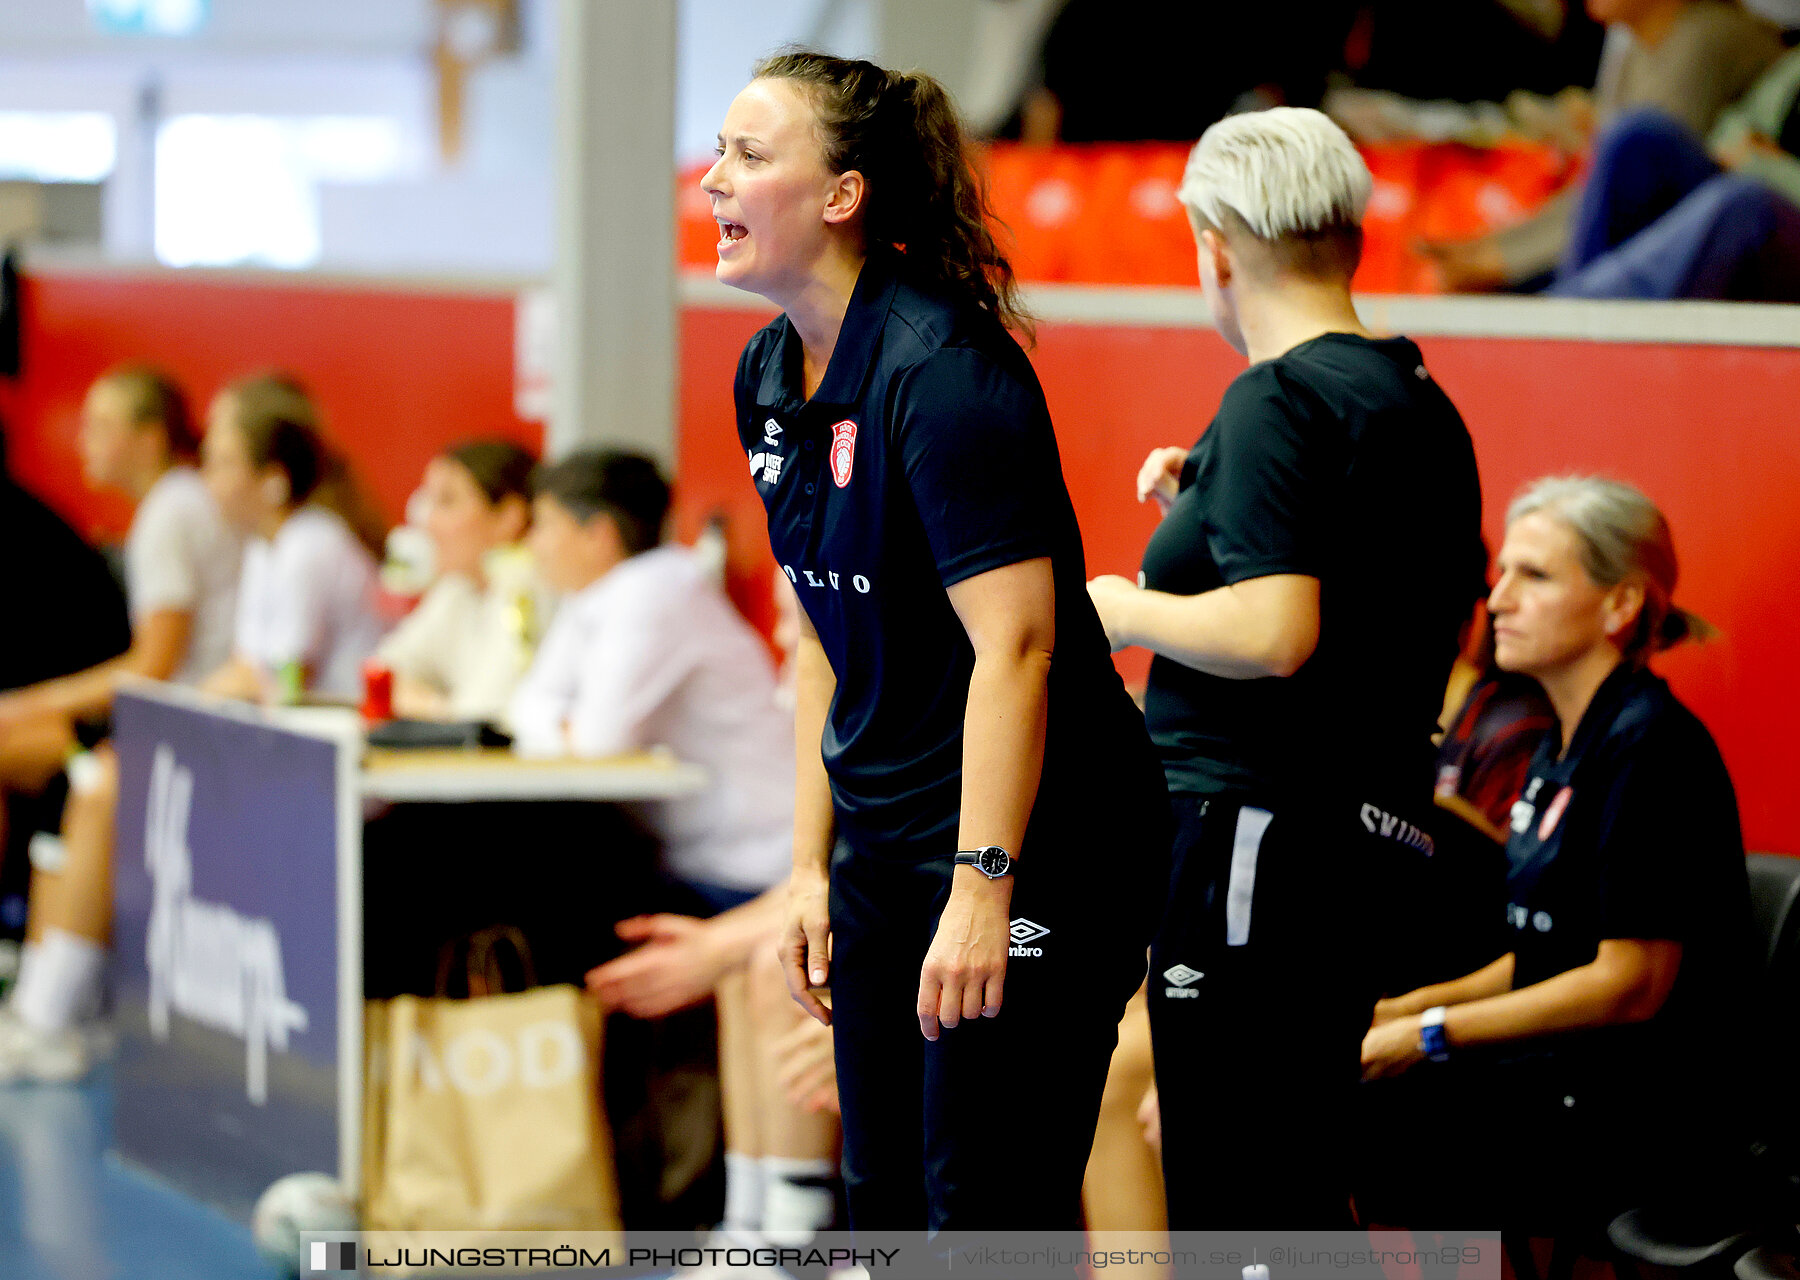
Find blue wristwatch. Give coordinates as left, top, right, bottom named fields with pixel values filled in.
left=1419, top=1006, right=1451, bottom=1062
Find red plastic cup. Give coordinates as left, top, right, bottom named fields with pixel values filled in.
left=361, top=658, right=394, bottom=723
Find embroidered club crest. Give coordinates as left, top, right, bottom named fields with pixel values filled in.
left=1538, top=785, right=1573, bottom=841
left=830, top=419, right=857, bottom=488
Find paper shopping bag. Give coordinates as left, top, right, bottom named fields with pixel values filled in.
left=362, top=982, right=622, bottom=1237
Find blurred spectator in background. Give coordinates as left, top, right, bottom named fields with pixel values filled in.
left=584, top=570, right=841, bottom=1245
left=0, top=413, right=131, bottom=980
left=0, top=427, right=131, bottom=746
left=0, top=367, right=238, bottom=726
left=375, top=439, right=548, bottom=725
left=1017, top=0, right=1357, bottom=143
left=0, top=366, right=240, bottom=1083
left=516, top=450, right=815, bottom=1237
left=1549, top=45, right=1800, bottom=298
left=199, top=373, right=388, bottom=704
left=1744, top=0, right=1800, bottom=26
left=1346, top=0, right=1606, bottom=105
left=1390, top=604, right=1557, bottom=995
left=1426, top=0, right=1783, bottom=292
left=512, top=448, right=791, bottom=909
left=1436, top=608, right=1557, bottom=843
left=586, top=881, right=842, bottom=1244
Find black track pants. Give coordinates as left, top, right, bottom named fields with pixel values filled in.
left=828, top=819, right=1168, bottom=1231
left=1148, top=790, right=1430, bottom=1229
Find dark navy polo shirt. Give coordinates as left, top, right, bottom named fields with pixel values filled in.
left=1139, top=333, right=1485, bottom=800
left=734, top=256, right=1151, bottom=852
left=1502, top=663, right=1752, bottom=1079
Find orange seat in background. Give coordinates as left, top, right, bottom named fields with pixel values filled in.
left=673, top=139, right=1580, bottom=294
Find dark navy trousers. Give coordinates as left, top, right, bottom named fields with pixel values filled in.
left=827, top=796, right=1169, bottom=1231
left=1553, top=108, right=1800, bottom=301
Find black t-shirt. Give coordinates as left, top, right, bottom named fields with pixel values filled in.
left=1140, top=333, right=1484, bottom=799
left=0, top=476, right=131, bottom=692
left=1503, top=664, right=1752, bottom=1081
left=734, top=256, right=1155, bottom=853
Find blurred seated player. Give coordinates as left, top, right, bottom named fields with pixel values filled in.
left=1081, top=985, right=1170, bottom=1278
left=584, top=569, right=839, bottom=1243
left=509, top=449, right=790, bottom=910
left=1359, top=476, right=1752, bottom=1233
left=374, top=439, right=550, bottom=725
left=1436, top=604, right=1556, bottom=843
left=1422, top=0, right=1782, bottom=292
left=0, top=368, right=240, bottom=1083
left=0, top=419, right=129, bottom=860
left=1375, top=601, right=1562, bottom=999
left=1547, top=44, right=1800, bottom=302
left=1017, top=0, right=1350, bottom=143
left=199, top=373, right=389, bottom=704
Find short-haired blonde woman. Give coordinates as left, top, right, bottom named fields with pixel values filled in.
left=1360, top=477, right=1752, bottom=1232
left=1087, top=107, right=1485, bottom=1228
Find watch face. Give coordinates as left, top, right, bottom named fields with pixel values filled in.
left=978, top=847, right=1009, bottom=876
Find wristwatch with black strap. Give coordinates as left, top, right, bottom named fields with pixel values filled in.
left=953, top=845, right=1014, bottom=879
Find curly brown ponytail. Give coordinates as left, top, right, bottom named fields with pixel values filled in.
left=751, top=47, right=1033, bottom=342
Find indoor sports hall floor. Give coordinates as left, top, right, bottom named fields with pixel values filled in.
left=0, top=1066, right=708, bottom=1279
left=0, top=1064, right=276, bottom=1279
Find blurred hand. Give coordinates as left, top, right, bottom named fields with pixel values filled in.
left=584, top=914, right=726, bottom=1018
left=1418, top=238, right=1509, bottom=293
left=1086, top=575, right=1141, bottom=653
left=774, top=1005, right=840, bottom=1115
left=1713, top=128, right=1784, bottom=172
left=1136, top=446, right=1188, bottom=512
left=1361, top=1014, right=1427, bottom=1081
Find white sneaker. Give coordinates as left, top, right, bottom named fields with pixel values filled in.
left=0, top=1016, right=95, bottom=1084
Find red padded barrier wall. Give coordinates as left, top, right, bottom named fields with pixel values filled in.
left=3, top=268, right=1794, bottom=854
left=680, top=305, right=1800, bottom=858
left=0, top=270, right=536, bottom=547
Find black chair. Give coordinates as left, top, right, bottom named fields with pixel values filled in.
left=1737, top=1244, right=1800, bottom=1280
left=1749, top=852, right=1800, bottom=975
left=1608, top=853, right=1800, bottom=1276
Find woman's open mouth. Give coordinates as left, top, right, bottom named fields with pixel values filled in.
left=716, top=218, right=748, bottom=252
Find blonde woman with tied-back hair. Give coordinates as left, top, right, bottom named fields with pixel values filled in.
left=1359, top=477, right=1752, bottom=1233
left=1088, top=107, right=1485, bottom=1229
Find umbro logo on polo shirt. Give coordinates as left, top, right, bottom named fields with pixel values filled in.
left=1008, top=918, right=1048, bottom=957
left=1163, top=963, right=1203, bottom=998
